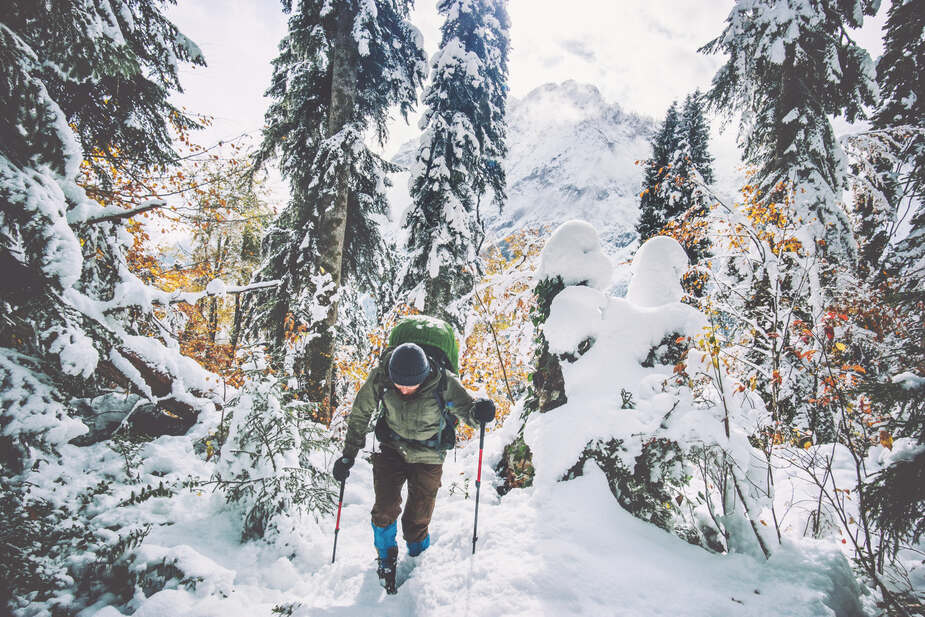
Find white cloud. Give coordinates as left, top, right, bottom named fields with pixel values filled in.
left=507, top=0, right=732, bottom=115
left=166, top=0, right=288, bottom=145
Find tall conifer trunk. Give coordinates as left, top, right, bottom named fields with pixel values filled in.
left=300, top=11, right=357, bottom=421
left=252, top=0, right=424, bottom=421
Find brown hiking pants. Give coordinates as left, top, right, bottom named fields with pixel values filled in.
left=371, top=445, right=443, bottom=543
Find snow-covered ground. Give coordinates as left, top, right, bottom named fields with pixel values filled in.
left=75, top=422, right=865, bottom=617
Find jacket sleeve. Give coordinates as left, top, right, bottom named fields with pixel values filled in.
left=342, top=367, right=381, bottom=458
left=445, top=374, right=477, bottom=429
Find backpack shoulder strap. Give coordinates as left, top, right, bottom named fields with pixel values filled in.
left=432, top=363, right=460, bottom=432
left=431, top=363, right=448, bottom=414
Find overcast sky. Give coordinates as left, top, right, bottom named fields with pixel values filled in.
left=166, top=0, right=888, bottom=164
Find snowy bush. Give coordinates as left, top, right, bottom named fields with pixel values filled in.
left=0, top=349, right=88, bottom=470
left=0, top=429, right=223, bottom=616
left=209, top=363, right=336, bottom=541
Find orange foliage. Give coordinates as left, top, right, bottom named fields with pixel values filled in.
left=77, top=125, right=273, bottom=389
left=724, top=182, right=806, bottom=257
left=459, top=228, right=545, bottom=435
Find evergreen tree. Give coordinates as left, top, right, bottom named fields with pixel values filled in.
left=701, top=0, right=878, bottom=265
left=3, top=0, right=205, bottom=190
left=636, top=102, right=680, bottom=243
left=210, top=362, right=335, bottom=541
left=669, top=91, right=715, bottom=265
left=401, top=0, right=510, bottom=328
left=876, top=0, right=925, bottom=277
left=873, top=0, right=925, bottom=152
left=857, top=0, right=925, bottom=576
left=666, top=93, right=715, bottom=208
left=637, top=94, right=714, bottom=266
left=841, top=0, right=925, bottom=282
left=1, top=0, right=215, bottom=468
left=1, top=2, right=221, bottom=609
left=248, top=0, right=426, bottom=418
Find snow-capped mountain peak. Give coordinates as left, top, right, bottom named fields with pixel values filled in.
left=392, top=81, right=656, bottom=254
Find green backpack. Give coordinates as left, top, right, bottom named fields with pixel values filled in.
left=387, top=315, right=460, bottom=375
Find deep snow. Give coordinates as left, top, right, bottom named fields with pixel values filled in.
left=81, top=424, right=866, bottom=617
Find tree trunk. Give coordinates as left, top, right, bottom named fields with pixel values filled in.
left=208, top=235, right=227, bottom=343
left=208, top=297, right=219, bottom=343
left=299, top=8, right=357, bottom=423
left=230, top=290, right=242, bottom=355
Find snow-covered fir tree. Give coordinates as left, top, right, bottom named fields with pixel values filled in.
left=0, top=0, right=216, bottom=468
left=248, top=0, right=426, bottom=417
left=875, top=0, right=925, bottom=277
left=699, top=0, right=880, bottom=442
left=0, top=1, right=228, bottom=612
left=3, top=0, right=205, bottom=190
left=848, top=0, right=925, bottom=579
left=873, top=0, right=925, bottom=161
left=210, top=360, right=335, bottom=541
left=670, top=92, right=715, bottom=264
left=700, top=0, right=878, bottom=267
left=840, top=0, right=924, bottom=281
left=637, top=94, right=713, bottom=269
left=401, top=0, right=510, bottom=328
left=636, top=102, right=681, bottom=243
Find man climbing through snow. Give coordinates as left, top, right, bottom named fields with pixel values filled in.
left=331, top=317, right=496, bottom=594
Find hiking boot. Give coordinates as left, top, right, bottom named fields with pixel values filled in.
left=377, top=546, right=398, bottom=594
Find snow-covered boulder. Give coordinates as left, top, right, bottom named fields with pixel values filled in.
left=529, top=224, right=707, bottom=483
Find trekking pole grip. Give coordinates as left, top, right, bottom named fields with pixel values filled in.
left=332, top=478, right=346, bottom=563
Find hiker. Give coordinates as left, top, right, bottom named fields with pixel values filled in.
left=332, top=338, right=496, bottom=592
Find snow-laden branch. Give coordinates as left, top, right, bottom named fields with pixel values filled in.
left=160, top=279, right=281, bottom=306
left=76, top=199, right=166, bottom=226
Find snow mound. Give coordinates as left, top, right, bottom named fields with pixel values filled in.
left=538, top=220, right=613, bottom=289
left=542, top=286, right=607, bottom=355
left=626, top=235, right=689, bottom=307
left=531, top=294, right=706, bottom=485
left=133, top=543, right=235, bottom=598
left=206, top=278, right=228, bottom=297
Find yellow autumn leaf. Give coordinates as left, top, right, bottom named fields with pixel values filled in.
left=834, top=342, right=846, bottom=351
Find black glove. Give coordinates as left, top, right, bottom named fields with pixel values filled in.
left=473, top=398, right=496, bottom=424
left=332, top=456, right=354, bottom=483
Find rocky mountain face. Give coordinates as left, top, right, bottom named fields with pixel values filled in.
left=392, top=80, right=656, bottom=257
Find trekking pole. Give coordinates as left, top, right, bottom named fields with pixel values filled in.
left=472, top=421, right=486, bottom=554
left=332, top=477, right=346, bottom=563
